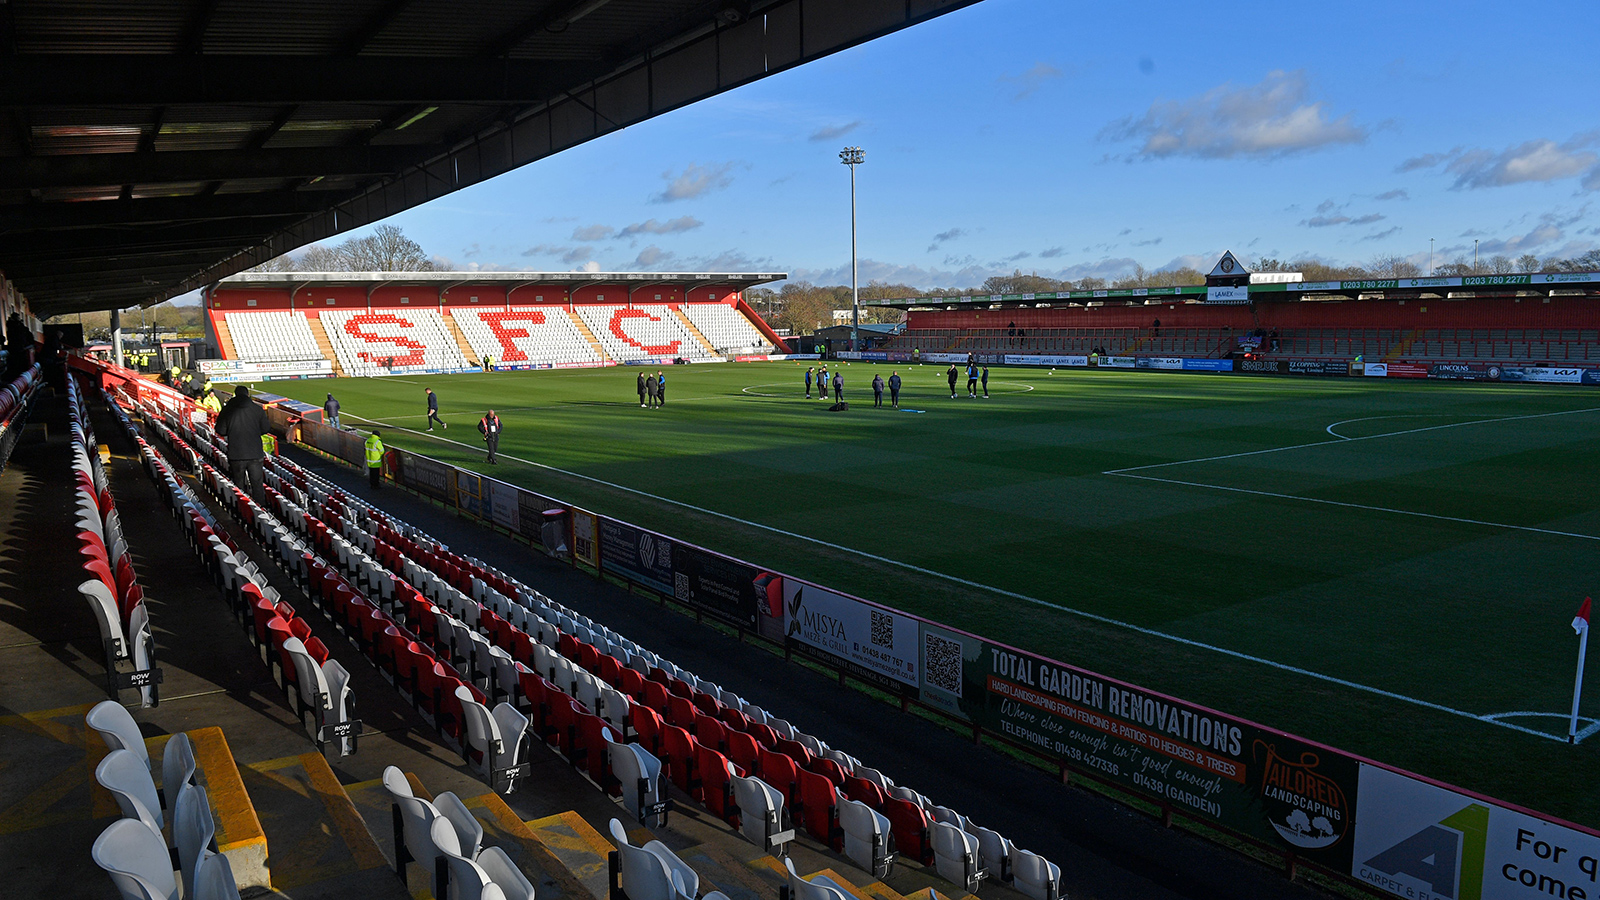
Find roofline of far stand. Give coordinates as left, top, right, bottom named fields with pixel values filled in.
left=216, top=271, right=788, bottom=288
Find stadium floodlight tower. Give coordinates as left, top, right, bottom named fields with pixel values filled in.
left=840, top=146, right=865, bottom=352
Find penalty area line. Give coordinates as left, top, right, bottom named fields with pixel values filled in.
left=1107, top=472, right=1600, bottom=542
left=337, top=411, right=1564, bottom=743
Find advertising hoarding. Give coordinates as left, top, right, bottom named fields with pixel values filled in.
left=598, top=518, right=675, bottom=595
left=782, top=579, right=920, bottom=695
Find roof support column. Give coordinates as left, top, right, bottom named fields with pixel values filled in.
left=110, top=308, right=124, bottom=368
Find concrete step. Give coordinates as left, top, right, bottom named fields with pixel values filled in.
left=242, top=751, right=407, bottom=899
left=525, top=808, right=617, bottom=900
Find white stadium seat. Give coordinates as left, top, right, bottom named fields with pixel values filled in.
left=575, top=305, right=713, bottom=361
left=320, top=308, right=471, bottom=376
left=681, top=303, right=772, bottom=354
left=224, top=311, right=322, bottom=362
left=451, top=307, right=603, bottom=367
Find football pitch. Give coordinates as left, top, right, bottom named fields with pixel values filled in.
left=252, top=362, right=1600, bottom=824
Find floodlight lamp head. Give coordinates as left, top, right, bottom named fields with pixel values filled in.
left=839, top=147, right=864, bottom=166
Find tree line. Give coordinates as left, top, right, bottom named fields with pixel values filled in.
left=247, top=224, right=435, bottom=273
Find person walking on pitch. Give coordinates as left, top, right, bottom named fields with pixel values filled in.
left=888, top=371, right=901, bottom=408
left=478, top=410, right=502, bottom=463
left=872, top=373, right=885, bottom=407
left=805, top=366, right=814, bottom=399
left=832, top=370, right=844, bottom=403
left=981, top=366, right=990, bottom=398
left=425, top=388, right=446, bottom=431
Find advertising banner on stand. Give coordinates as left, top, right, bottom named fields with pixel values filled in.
left=515, top=490, right=547, bottom=542
left=1288, top=360, right=1349, bottom=377
left=1238, top=360, right=1289, bottom=374
left=456, top=471, right=482, bottom=518
left=1096, top=356, right=1136, bottom=369
left=1004, top=355, right=1088, bottom=367
left=1384, top=363, right=1430, bottom=378
left=1136, top=357, right=1185, bottom=370
left=571, top=509, right=599, bottom=568
left=394, top=450, right=456, bottom=505
left=1430, top=363, right=1495, bottom=381
left=781, top=579, right=920, bottom=695
left=953, top=642, right=1359, bottom=871
left=485, top=479, right=519, bottom=532
left=672, top=543, right=764, bottom=629
left=1500, top=366, right=1587, bottom=384
left=918, top=623, right=984, bottom=721
left=598, top=519, right=674, bottom=595
left=1352, top=764, right=1600, bottom=900
left=1183, top=359, right=1236, bottom=372
left=1362, top=363, right=1389, bottom=377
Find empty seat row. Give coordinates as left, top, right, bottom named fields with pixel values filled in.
left=0, top=363, right=42, bottom=475
left=127, top=400, right=357, bottom=757
left=223, top=311, right=322, bottom=362
left=71, top=376, right=160, bottom=707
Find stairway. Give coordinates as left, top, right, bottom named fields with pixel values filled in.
left=212, top=314, right=238, bottom=360
left=566, top=309, right=610, bottom=362
left=670, top=307, right=718, bottom=357
left=306, top=314, right=345, bottom=377
left=443, top=312, right=481, bottom=366
left=1384, top=328, right=1419, bottom=362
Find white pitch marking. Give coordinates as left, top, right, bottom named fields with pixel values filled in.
left=334, top=411, right=1572, bottom=743
left=1110, top=472, right=1600, bottom=542
left=1106, top=405, right=1600, bottom=475
left=1325, top=414, right=1456, bottom=440
left=1480, top=711, right=1600, bottom=743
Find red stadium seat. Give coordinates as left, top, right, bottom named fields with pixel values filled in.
left=775, top=738, right=813, bottom=770
left=695, top=744, right=740, bottom=825
left=630, top=704, right=664, bottom=757
left=692, top=713, right=727, bottom=753
left=884, top=798, right=933, bottom=865
left=666, top=694, right=697, bottom=730
left=660, top=724, right=697, bottom=794
left=726, top=730, right=761, bottom=776
left=758, top=748, right=801, bottom=807
left=796, top=768, right=842, bottom=850
left=810, top=757, right=848, bottom=787
left=843, top=776, right=886, bottom=811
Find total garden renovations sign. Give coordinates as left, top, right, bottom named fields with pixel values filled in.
left=973, top=644, right=1359, bottom=868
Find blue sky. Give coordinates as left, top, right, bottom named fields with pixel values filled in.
left=316, top=0, right=1600, bottom=289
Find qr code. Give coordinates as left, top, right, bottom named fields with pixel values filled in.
left=924, top=633, right=963, bottom=696
left=870, top=610, right=893, bottom=647
left=674, top=572, right=691, bottom=602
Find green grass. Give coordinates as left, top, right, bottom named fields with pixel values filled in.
left=252, top=362, right=1600, bottom=825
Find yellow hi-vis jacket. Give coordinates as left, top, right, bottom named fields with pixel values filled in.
left=260, top=434, right=278, bottom=455
left=365, top=434, right=384, bottom=469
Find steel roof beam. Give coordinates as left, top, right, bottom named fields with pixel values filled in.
left=0, top=146, right=437, bottom=190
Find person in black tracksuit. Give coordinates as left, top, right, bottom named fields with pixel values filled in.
left=426, top=388, right=445, bottom=431
left=888, top=371, right=901, bottom=408
left=872, top=374, right=884, bottom=408
left=981, top=366, right=990, bottom=398
left=947, top=364, right=959, bottom=398
left=637, top=372, right=647, bottom=407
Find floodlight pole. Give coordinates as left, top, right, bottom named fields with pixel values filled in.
left=840, top=147, right=864, bottom=352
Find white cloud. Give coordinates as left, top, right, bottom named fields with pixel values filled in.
left=810, top=121, right=861, bottom=142
left=634, top=246, right=673, bottom=267
left=782, top=256, right=1149, bottom=291
left=1039, top=247, right=1065, bottom=258
left=1375, top=189, right=1409, bottom=201
left=1103, top=70, right=1367, bottom=160
left=1000, top=62, right=1064, bottom=101
left=617, top=216, right=703, bottom=239
left=1398, top=135, right=1600, bottom=189
left=579, top=261, right=601, bottom=273
left=653, top=162, right=737, bottom=202
left=1359, top=226, right=1402, bottom=242
left=572, top=224, right=614, bottom=241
